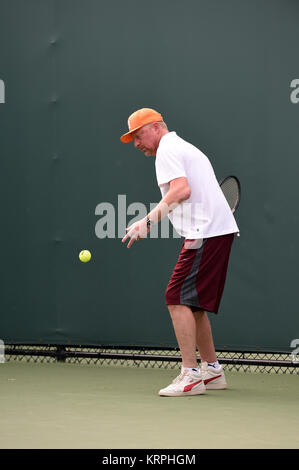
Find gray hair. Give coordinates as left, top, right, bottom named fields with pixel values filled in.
left=158, top=121, right=168, bottom=130
left=146, top=121, right=168, bottom=131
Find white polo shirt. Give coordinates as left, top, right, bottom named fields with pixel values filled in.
left=155, top=132, right=239, bottom=239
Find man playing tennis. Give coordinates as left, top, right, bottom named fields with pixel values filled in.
left=121, top=108, right=239, bottom=397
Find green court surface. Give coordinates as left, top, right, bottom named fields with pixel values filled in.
left=0, top=362, right=298, bottom=449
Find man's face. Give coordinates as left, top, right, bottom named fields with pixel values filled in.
left=132, top=124, right=158, bottom=156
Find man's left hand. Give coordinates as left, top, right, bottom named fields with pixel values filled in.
left=121, top=218, right=149, bottom=248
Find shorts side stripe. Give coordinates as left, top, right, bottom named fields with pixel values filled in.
left=180, top=240, right=206, bottom=307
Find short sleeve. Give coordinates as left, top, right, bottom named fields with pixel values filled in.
left=155, top=148, right=186, bottom=187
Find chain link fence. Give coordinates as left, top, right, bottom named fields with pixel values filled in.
left=3, top=344, right=299, bottom=374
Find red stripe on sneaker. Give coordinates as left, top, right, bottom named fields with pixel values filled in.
left=204, top=374, right=222, bottom=385
left=183, top=380, right=202, bottom=392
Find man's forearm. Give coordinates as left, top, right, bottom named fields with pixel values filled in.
left=122, top=186, right=190, bottom=246
left=146, top=189, right=188, bottom=225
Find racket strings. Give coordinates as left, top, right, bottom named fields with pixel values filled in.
left=220, top=177, right=240, bottom=212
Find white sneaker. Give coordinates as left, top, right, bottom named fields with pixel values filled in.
left=159, top=369, right=206, bottom=397
left=201, top=361, right=227, bottom=389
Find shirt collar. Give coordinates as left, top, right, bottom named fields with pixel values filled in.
left=161, top=131, right=176, bottom=141
left=159, top=131, right=177, bottom=147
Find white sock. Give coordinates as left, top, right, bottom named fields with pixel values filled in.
left=182, top=366, right=199, bottom=373
left=207, top=361, right=221, bottom=370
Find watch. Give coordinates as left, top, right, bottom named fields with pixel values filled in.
left=146, top=216, right=153, bottom=227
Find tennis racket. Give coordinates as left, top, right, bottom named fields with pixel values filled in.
left=219, top=175, right=241, bottom=214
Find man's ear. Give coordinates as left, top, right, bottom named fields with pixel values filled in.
left=153, top=122, right=161, bottom=132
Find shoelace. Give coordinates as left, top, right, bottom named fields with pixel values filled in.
left=172, top=371, right=187, bottom=384
left=172, top=370, right=201, bottom=385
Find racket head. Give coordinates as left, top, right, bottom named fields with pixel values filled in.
left=219, top=175, right=241, bottom=213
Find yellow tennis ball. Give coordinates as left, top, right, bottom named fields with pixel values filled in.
left=79, top=250, right=91, bottom=263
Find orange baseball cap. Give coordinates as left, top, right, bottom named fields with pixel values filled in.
left=120, top=108, right=163, bottom=143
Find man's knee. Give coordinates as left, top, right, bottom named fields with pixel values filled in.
left=193, top=309, right=206, bottom=316
left=167, top=304, right=195, bottom=318
left=167, top=304, right=180, bottom=317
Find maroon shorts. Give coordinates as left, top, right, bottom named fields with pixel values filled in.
left=165, top=233, right=234, bottom=314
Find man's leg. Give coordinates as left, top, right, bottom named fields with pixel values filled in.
left=167, top=304, right=198, bottom=368
left=159, top=305, right=206, bottom=396
left=194, top=309, right=227, bottom=389
left=193, top=310, right=217, bottom=363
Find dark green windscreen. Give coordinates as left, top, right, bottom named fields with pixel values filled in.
left=1, top=0, right=298, bottom=351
